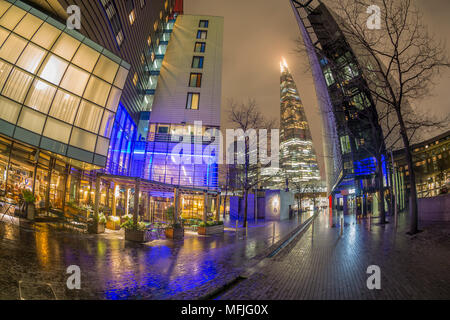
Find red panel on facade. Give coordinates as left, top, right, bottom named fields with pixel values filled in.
left=174, top=0, right=183, bottom=14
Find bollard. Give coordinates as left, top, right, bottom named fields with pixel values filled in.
left=368, top=213, right=372, bottom=231
left=340, top=216, right=344, bottom=236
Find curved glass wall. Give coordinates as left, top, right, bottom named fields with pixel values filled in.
left=0, top=0, right=130, bottom=167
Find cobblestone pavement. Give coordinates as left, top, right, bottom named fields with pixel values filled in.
left=0, top=215, right=307, bottom=300
left=219, top=211, right=450, bottom=300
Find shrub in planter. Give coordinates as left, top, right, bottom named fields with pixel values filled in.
left=122, top=220, right=151, bottom=243
left=165, top=222, right=184, bottom=240
left=22, top=189, right=36, bottom=220
left=198, top=220, right=224, bottom=235
left=87, top=213, right=106, bottom=234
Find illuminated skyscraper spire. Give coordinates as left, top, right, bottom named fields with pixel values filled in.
left=279, top=57, right=321, bottom=185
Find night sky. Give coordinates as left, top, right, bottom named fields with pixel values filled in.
left=185, top=0, right=450, bottom=178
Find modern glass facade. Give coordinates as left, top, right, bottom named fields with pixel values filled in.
left=290, top=0, right=387, bottom=198
left=136, top=123, right=219, bottom=190
left=0, top=0, right=130, bottom=168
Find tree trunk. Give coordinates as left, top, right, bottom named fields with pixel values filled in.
left=376, top=153, right=387, bottom=224
left=243, top=189, right=249, bottom=228
left=397, top=111, right=419, bottom=234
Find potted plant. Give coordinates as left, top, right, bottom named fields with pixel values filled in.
left=106, top=215, right=121, bottom=230
left=22, top=189, right=36, bottom=221
left=88, top=213, right=106, bottom=234
left=165, top=222, right=184, bottom=240
left=122, top=220, right=151, bottom=243
left=198, top=220, right=224, bottom=235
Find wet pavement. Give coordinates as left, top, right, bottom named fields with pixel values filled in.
left=219, top=211, right=450, bottom=300
left=0, top=215, right=308, bottom=300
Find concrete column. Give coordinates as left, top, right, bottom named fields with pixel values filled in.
left=173, top=188, right=180, bottom=223
left=133, top=179, right=140, bottom=225
left=343, top=195, right=348, bottom=215
left=112, top=183, right=117, bottom=216
left=203, top=192, right=208, bottom=223
left=94, top=174, right=101, bottom=221
left=215, top=194, right=221, bottom=222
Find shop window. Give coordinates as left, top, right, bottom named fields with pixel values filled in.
left=49, top=90, right=80, bottom=123
left=129, top=9, right=136, bottom=25
left=132, top=72, right=138, bottom=86
left=75, top=100, right=104, bottom=133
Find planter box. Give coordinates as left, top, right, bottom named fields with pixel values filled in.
left=165, top=227, right=184, bottom=240
left=26, top=204, right=35, bottom=221
left=106, top=220, right=121, bottom=230
left=198, top=224, right=224, bottom=235
left=88, top=223, right=105, bottom=234
left=125, top=229, right=151, bottom=243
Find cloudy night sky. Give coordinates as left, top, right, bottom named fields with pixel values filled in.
left=185, top=0, right=450, bottom=179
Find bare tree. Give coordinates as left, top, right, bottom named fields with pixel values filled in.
left=327, top=0, right=449, bottom=233
left=227, top=99, right=277, bottom=227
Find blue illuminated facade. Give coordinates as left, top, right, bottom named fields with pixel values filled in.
left=105, top=104, right=137, bottom=176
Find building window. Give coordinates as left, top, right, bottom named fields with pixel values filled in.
left=189, top=73, right=202, bottom=88
left=186, top=93, right=200, bottom=110
left=147, top=35, right=152, bottom=46
left=194, top=42, right=206, bottom=53
left=323, top=67, right=334, bottom=86
left=133, top=72, right=138, bottom=86
left=340, top=135, right=351, bottom=154
left=197, top=30, right=207, bottom=39
left=100, top=0, right=125, bottom=47
left=192, top=56, right=204, bottom=69
left=140, top=0, right=145, bottom=8
left=129, top=9, right=136, bottom=25
left=199, top=20, right=209, bottom=28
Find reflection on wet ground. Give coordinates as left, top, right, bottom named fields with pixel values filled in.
left=0, top=216, right=306, bottom=300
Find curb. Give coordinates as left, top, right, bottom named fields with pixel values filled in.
left=199, top=214, right=318, bottom=300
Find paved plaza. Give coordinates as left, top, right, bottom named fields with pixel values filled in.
left=0, top=216, right=306, bottom=300
left=219, top=212, right=450, bottom=300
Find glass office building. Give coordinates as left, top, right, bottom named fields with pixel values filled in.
left=0, top=0, right=129, bottom=210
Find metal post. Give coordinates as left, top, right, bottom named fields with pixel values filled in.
left=133, top=179, right=140, bottom=226
left=246, top=224, right=248, bottom=237
left=340, top=215, right=344, bottom=236
left=215, top=194, right=220, bottom=222
left=94, top=173, right=101, bottom=221
left=203, top=192, right=208, bottom=223
left=174, top=188, right=180, bottom=224
left=368, top=213, right=372, bottom=231
left=391, top=150, right=398, bottom=229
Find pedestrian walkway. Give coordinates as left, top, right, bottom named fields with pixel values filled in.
left=219, top=210, right=450, bottom=299
left=0, top=213, right=308, bottom=300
